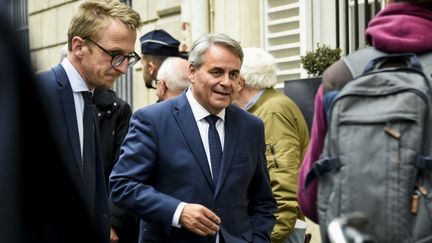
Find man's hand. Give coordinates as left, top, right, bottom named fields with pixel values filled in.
left=179, top=203, right=221, bottom=236
left=110, top=227, right=119, bottom=243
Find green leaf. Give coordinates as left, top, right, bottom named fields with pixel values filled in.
left=300, top=43, right=342, bottom=77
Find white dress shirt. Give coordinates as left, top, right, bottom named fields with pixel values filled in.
left=60, top=58, right=92, bottom=159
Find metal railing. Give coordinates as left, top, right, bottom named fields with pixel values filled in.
left=335, top=0, right=381, bottom=55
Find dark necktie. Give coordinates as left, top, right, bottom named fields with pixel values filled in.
left=205, top=115, right=222, bottom=184
left=81, top=91, right=96, bottom=191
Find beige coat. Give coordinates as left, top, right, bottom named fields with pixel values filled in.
left=248, top=88, right=309, bottom=243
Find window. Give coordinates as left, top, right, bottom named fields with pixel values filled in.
left=262, top=0, right=301, bottom=84
left=115, top=0, right=134, bottom=106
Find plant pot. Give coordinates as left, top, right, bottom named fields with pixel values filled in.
left=284, top=77, right=322, bottom=134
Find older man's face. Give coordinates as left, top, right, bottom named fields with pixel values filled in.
left=189, top=44, right=242, bottom=115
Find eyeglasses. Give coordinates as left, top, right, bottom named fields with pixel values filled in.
left=85, top=38, right=140, bottom=68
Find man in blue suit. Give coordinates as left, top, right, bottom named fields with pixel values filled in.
left=110, top=33, right=276, bottom=243
left=35, top=1, right=142, bottom=242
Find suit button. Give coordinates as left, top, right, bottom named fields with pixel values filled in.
left=214, top=207, right=220, bottom=212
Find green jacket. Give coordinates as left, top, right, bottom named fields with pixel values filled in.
left=247, top=88, right=309, bottom=243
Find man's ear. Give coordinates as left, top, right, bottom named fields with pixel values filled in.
left=238, top=75, right=245, bottom=92
left=148, top=61, right=157, bottom=75
left=159, top=80, right=167, bottom=94
left=71, top=36, right=85, bottom=58
left=188, top=64, right=196, bottom=83
left=156, top=80, right=167, bottom=101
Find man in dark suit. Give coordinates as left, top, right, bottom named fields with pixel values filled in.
left=0, top=2, right=99, bottom=241
left=35, top=0, right=143, bottom=242
left=110, top=33, right=276, bottom=243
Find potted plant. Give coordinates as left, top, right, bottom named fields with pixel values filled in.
left=284, top=43, right=342, bottom=132
left=300, top=43, right=342, bottom=77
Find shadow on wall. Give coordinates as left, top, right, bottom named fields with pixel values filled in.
left=284, top=77, right=321, bottom=134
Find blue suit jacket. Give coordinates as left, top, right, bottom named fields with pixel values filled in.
left=110, top=92, right=276, bottom=243
left=36, top=64, right=110, bottom=242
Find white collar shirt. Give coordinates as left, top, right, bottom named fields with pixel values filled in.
left=61, top=58, right=92, bottom=159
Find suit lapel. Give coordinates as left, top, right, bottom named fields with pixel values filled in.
left=172, top=94, right=215, bottom=190
left=53, top=65, right=82, bottom=171
left=215, top=106, right=240, bottom=196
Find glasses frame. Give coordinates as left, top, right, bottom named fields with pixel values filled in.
left=85, top=38, right=140, bottom=68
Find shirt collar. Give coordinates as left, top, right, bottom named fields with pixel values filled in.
left=244, top=89, right=265, bottom=111
left=186, top=88, right=225, bottom=122
left=61, top=58, right=91, bottom=93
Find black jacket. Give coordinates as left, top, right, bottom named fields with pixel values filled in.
left=93, top=88, right=138, bottom=243
left=93, top=88, right=131, bottom=182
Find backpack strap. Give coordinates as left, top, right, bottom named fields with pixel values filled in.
left=417, top=156, right=432, bottom=170
left=304, top=157, right=341, bottom=189
left=342, top=46, right=387, bottom=78
left=323, top=47, right=387, bottom=121
left=419, top=52, right=432, bottom=80
left=418, top=52, right=432, bottom=160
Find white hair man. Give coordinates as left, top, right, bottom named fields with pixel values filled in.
left=234, top=47, right=310, bottom=243
left=155, top=57, right=190, bottom=101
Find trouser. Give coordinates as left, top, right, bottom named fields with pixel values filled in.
left=282, top=227, right=306, bottom=243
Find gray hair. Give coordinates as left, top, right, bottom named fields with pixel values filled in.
left=156, top=57, right=190, bottom=91
left=241, top=47, right=277, bottom=89
left=188, top=33, right=243, bottom=69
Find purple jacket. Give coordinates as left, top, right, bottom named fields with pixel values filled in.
left=297, top=85, right=326, bottom=222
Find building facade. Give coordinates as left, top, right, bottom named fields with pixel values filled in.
left=28, top=0, right=386, bottom=109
